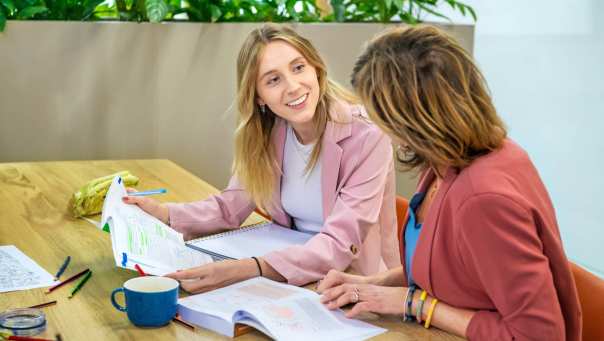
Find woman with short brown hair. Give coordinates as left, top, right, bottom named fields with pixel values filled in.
left=319, top=25, right=581, bottom=341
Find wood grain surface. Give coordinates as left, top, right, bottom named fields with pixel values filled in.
left=0, top=160, right=461, bottom=340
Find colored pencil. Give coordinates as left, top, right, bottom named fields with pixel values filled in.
left=53, top=256, right=71, bottom=280
left=172, top=315, right=195, bottom=330
left=26, top=300, right=57, bottom=309
left=68, top=270, right=92, bottom=298
left=45, top=268, right=90, bottom=294
left=127, top=189, right=167, bottom=196
left=134, top=264, right=146, bottom=276
left=7, top=336, right=55, bottom=341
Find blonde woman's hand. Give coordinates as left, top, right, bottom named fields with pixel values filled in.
left=122, top=188, right=170, bottom=224
left=316, top=269, right=374, bottom=293
left=165, top=259, right=259, bottom=293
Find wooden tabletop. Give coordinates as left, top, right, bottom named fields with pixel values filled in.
left=0, top=160, right=461, bottom=340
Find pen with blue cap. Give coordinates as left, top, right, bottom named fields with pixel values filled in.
left=127, top=188, right=167, bottom=196
left=54, top=256, right=71, bottom=280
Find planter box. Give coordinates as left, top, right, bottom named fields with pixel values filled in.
left=0, top=21, right=473, bottom=197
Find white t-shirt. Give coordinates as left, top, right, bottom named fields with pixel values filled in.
left=280, top=124, right=324, bottom=234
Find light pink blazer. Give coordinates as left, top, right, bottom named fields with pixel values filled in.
left=167, top=101, right=401, bottom=285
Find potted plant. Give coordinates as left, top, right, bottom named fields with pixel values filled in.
left=0, top=0, right=475, bottom=197
left=1, top=0, right=475, bottom=32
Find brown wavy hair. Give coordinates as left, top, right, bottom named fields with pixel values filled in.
left=352, top=25, right=506, bottom=174
left=234, top=23, right=357, bottom=211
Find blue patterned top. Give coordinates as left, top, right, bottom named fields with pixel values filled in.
left=404, top=192, right=426, bottom=286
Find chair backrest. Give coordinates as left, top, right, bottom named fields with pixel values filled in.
left=395, top=196, right=409, bottom=245
left=570, top=262, right=604, bottom=341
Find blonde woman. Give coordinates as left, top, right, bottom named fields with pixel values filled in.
left=318, top=25, right=582, bottom=340
left=123, top=24, right=400, bottom=292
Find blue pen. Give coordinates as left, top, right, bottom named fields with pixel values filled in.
left=128, top=188, right=167, bottom=196
left=54, top=256, right=71, bottom=280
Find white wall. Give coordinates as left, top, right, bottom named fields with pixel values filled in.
left=427, top=0, right=604, bottom=276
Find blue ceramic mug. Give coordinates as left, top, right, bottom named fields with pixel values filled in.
left=111, top=276, right=179, bottom=327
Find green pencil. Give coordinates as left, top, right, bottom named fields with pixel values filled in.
left=68, top=270, right=92, bottom=298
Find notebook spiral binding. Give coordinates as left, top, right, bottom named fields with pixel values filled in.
left=186, top=221, right=271, bottom=244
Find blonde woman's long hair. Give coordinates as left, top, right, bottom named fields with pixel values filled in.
left=352, top=25, right=506, bottom=174
left=234, top=23, right=357, bottom=212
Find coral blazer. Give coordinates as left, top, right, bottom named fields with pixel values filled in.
left=400, top=139, right=582, bottom=341
left=167, top=101, right=401, bottom=285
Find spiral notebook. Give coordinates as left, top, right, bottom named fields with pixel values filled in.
left=185, top=222, right=314, bottom=260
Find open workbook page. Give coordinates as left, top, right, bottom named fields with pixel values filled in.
left=101, top=176, right=212, bottom=275
left=178, top=277, right=386, bottom=341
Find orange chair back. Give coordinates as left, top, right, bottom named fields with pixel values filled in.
left=395, top=196, right=409, bottom=245
left=570, top=262, right=604, bottom=341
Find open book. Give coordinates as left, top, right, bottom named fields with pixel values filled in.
left=186, top=222, right=314, bottom=260
left=178, top=277, right=386, bottom=340
left=101, top=176, right=212, bottom=275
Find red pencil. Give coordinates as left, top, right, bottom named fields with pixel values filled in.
left=134, top=264, right=146, bottom=276
left=45, top=269, right=90, bottom=294
left=26, top=300, right=57, bottom=309
left=8, top=336, right=55, bottom=341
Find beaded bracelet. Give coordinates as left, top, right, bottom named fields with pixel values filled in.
left=404, top=284, right=417, bottom=322
left=402, top=286, right=412, bottom=322
left=416, top=290, right=428, bottom=324
left=424, top=298, right=439, bottom=329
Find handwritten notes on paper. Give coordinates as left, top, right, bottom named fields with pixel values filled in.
left=101, top=176, right=212, bottom=275
left=0, top=245, right=56, bottom=293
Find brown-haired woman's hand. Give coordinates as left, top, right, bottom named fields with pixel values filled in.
left=316, top=269, right=373, bottom=294
left=320, top=283, right=407, bottom=318
left=122, top=188, right=170, bottom=225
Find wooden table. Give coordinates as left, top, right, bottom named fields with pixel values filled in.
left=0, top=160, right=461, bottom=340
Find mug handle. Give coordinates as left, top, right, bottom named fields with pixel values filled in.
left=111, top=288, right=127, bottom=312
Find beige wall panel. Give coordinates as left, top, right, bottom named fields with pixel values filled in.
left=0, top=22, right=473, bottom=199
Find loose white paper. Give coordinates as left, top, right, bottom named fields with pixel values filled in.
left=101, top=176, right=213, bottom=276
left=0, top=245, right=58, bottom=293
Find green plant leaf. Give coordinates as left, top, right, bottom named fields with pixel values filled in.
left=16, top=5, right=47, bottom=19
left=145, top=0, right=168, bottom=22
left=82, top=0, right=104, bottom=19
left=384, top=0, right=392, bottom=10
left=457, top=3, right=466, bottom=16
left=209, top=3, right=221, bottom=22
left=1, top=0, right=15, bottom=14
left=329, top=0, right=345, bottom=22
left=92, top=4, right=118, bottom=19
left=0, top=8, right=6, bottom=32
left=416, top=1, right=450, bottom=22
left=461, top=3, right=477, bottom=21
